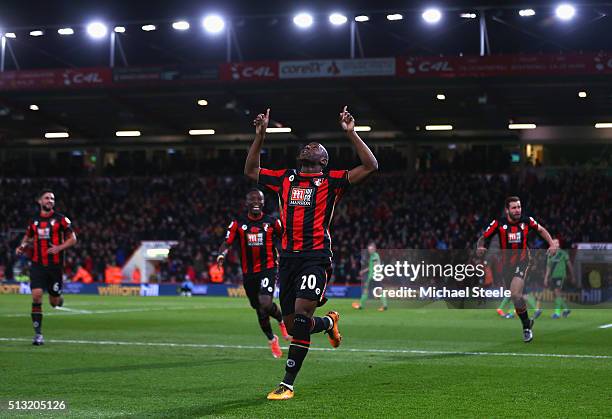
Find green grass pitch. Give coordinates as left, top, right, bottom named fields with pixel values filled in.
left=1, top=294, right=611, bottom=418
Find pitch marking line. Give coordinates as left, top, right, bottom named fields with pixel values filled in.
left=1, top=307, right=189, bottom=318
left=0, top=337, right=610, bottom=360
left=599, top=323, right=612, bottom=329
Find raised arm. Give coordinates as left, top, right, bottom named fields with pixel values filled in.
left=244, top=108, right=270, bottom=182
left=339, top=106, right=378, bottom=185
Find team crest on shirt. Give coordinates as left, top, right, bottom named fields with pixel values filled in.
left=242, top=224, right=248, bottom=230
left=520, top=223, right=525, bottom=229
left=312, top=178, right=323, bottom=187
left=289, top=186, right=314, bottom=207
left=263, top=223, right=269, bottom=232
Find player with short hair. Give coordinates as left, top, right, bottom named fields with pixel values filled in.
left=477, top=196, right=557, bottom=342
left=352, top=242, right=388, bottom=311
left=245, top=106, right=378, bottom=399
left=544, top=238, right=574, bottom=319
left=217, top=189, right=290, bottom=358
left=15, top=189, right=77, bottom=346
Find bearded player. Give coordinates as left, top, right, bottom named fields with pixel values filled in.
left=477, top=196, right=557, bottom=342
left=245, top=107, right=378, bottom=399
left=217, top=189, right=290, bottom=358
left=15, top=189, right=77, bottom=345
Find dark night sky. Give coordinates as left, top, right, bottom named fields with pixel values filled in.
left=1, top=0, right=611, bottom=68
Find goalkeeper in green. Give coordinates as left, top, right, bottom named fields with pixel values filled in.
left=544, top=239, right=574, bottom=319
left=352, top=243, right=388, bottom=311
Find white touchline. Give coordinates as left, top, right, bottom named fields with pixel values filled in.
left=0, top=337, right=610, bottom=360
left=599, top=323, right=612, bottom=329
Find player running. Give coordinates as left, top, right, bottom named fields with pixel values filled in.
left=352, top=242, right=388, bottom=311
left=245, top=106, right=378, bottom=399
left=477, top=196, right=557, bottom=343
left=15, top=189, right=77, bottom=346
left=544, top=239, right=574, bottom=319
left=217, top=189, right=290, bottom=358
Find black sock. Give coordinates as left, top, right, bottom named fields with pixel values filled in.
left=517, top=308, right=530, bottom=329
left=31, top=303, right=42, bottom=334
left=282, top=314, right=310, bottom=386
left=267, top=303, right=283, bottom=323
left=310, top=316, right=332, bottom=334
left=257, top=309, right=274, bottom=340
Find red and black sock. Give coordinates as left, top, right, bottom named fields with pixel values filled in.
left=31, top=303, right=42, bottom=334
left=310, top=316, right=332, bottom=334
left=282, top=314, right=310, bottom=386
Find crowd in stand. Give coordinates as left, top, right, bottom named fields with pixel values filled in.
left=1, top=167, right=609, bottom=284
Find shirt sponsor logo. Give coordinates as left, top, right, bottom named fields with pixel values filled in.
left=508, top=232, right=522, bottom=243
left=289, top=187, right=314, bottom=207
left=37, top=227, right=50, bottom=239
left=247, top=233, right=264, bottom=246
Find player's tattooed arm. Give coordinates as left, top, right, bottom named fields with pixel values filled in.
left=476, top=235, right=488, bottom=256
left=340, top=106, right=378, bottom=185
left=537, top=224, right=557, bottom=255
left=245, top=108, right=270, bottom=182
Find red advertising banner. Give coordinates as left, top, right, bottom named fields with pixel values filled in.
left=397, top=53, right=612, bottom=78
left=0, top=67, right=112, bottom=90
left=219, top=61, right=279, bottom=81
left=1, top=52, right=611, bottom=91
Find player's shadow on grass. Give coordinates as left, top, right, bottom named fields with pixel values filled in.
left=153, top=396, right=268, bottom=417
left=50, top=358, right=236, bottom=375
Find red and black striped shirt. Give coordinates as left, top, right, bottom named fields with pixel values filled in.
left=258, top=168, right=350, bottom=258
left=225, top=213, right=282, bottom=275
left=25, top=211, right=73, bottom=267
left=482, top=216, right=540, bottom=264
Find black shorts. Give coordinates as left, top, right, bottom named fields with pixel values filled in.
left=243, top=268, right=278, bottom=310
left=279, top=257, right=332, bottom=316
left=501, top=260, right=530, bottom=287
left=30, top=264, right=63, bottom=297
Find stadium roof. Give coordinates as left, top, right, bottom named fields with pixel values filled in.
left=0, top=0, right=611, bottom=146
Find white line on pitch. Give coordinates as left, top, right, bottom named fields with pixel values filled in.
left=599, top=323, right=612, bottom=329
left=1, top=307, right=187, bottom=318
left=0, top=337, right=610, bottom=360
